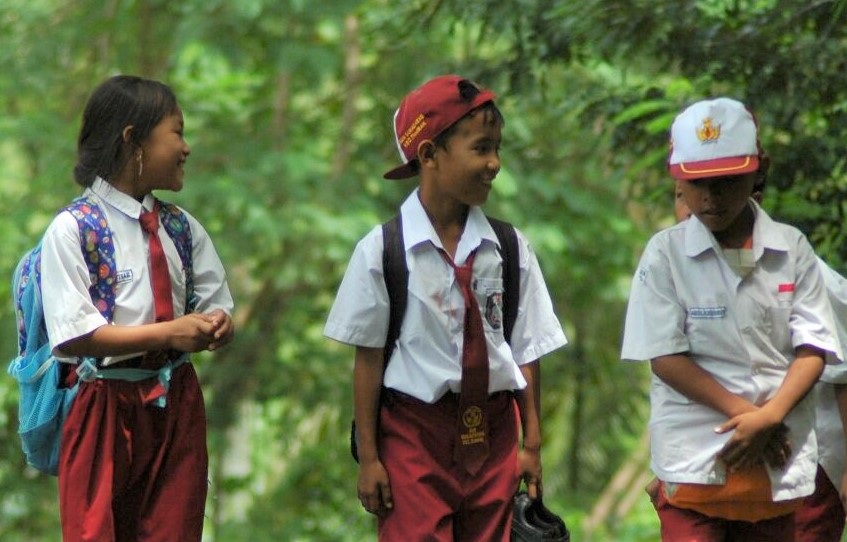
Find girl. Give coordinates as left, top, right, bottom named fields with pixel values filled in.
left=40, top=75, right=234, bottom=542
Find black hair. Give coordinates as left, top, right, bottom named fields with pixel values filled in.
left=74, top=75, right=179, bottom=187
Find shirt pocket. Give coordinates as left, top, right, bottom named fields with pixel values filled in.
left=474, top=277, right=505, bottom=341
left=685, top=294, right=729, bottom=351
left=764, top=305, right=792, bottom=351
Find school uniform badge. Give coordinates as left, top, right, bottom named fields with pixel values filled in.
left=460, top=406, right=485, bottom=446
left=484, top=291, right=503, bottom=329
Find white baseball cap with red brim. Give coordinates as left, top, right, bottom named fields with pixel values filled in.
left=668, top=97, right=760, bottom=181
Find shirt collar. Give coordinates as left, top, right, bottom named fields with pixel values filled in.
left=90, top=177, right=157, bottom=217
left=685, top=199, right=789, bottom=260
left=399, top=188, right=499, bottom=263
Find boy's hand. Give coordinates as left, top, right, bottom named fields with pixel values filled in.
left=715, top=409, right=783, bottom=471
left=518, top=447, right=543, bottom=499
left=645, top=476, right=660, bottom=509
left=358, top=459, right=393, bottom=516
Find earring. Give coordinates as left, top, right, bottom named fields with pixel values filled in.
left=136, top=150, right=143, bottom=179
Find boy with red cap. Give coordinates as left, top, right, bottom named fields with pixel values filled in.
left=324, top=75, right=567, bottom=540
left=621, top=97, right=841, bottom=541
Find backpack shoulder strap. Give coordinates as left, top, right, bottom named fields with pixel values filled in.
left=382, top=214, right=407, bottom=365
left=13, top=245, right=42, bottom=356
left=63, top=197, right=117, bottom=322
left=155, top=198, right=196, bottom=312
left=486, top=216, right=520, bottom=345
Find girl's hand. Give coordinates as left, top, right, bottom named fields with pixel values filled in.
left=204, top=309, right=234, bottom=350
left=166, top=313, right=218, bottom=352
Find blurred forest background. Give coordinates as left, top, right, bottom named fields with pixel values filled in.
left=2, top=0, right=847, bottom=540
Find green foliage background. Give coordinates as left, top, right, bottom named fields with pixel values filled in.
left=1, top=0, right=846, bottom=540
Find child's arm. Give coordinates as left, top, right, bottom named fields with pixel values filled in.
left=834, top=382, right=847, bottom=511
left=353, top=345, right=393, bottom=515
left=652, top=353, right=791, bottom=469
left=716, top=345, right=824, bottom=471
left=57, top=313, right=221, bottom=357
left=651, top=353, right=756, bottom=418
left=516, top=360, right=542, bottom=499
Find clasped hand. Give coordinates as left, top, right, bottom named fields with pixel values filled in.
left=168, top=309, right=234, bottom=352
left=714, top=408, right=790, bottom=472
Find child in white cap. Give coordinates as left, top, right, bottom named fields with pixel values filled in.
left=674, top=170, right=847, bottom=541
left=621, top=97, right=841, bottom=541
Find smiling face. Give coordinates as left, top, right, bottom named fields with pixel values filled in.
left=138, top=108, right=191, bottom=194
left=422, top=110, right=502, bottom=208
left=678, top=172, right=757, bottom=235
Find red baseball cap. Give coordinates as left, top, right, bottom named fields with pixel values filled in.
left=384, top=75, right=497, bottom=180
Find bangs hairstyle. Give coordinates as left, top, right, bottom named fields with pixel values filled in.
left=74, top=75, right=179, bottom=187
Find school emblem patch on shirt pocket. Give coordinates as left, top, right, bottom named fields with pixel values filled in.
left=484, top=291, right=503, bottom=329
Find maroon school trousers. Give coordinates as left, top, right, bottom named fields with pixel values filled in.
left=794, top=465, right=846, bottom=542
left=377, top=390, right=520, bottom=541
left=59, top=362, right=208, bottom=542
left=655, top=484, right=795, bottom=542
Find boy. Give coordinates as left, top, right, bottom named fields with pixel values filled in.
left=324, top=75, right=567, bottom=541
left=676, top=177, right=847, bottom=540
left=621, top=97, right=841, bottom=540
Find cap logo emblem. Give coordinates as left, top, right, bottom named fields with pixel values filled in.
left=696, top=117, right=721, bottom=143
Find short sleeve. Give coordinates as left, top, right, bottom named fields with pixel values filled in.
left=323, top=226, right=390, bottom=348
left=789, top=239, right=842, bottom=364
left=180, top=208, right=234, bottom=315
left=41, top=211, right=109, bottom=356
left=620, top=236, right=690, bottom=362
left=507, top=229, right=568, bottom=364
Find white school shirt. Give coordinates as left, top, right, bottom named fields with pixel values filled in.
left=620, top=201, right=840, bottom=501
left=814, top=257, right=847, bottom=490
left=324, top=189, right=568, bottom=403
left=41, top=177, right=234, bottom=366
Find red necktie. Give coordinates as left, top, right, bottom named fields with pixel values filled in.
left=137, top=205, right=174, bottom=400
left=139, top=206, right=174, bottom=323
left=442, top=250, right=490, bottom=474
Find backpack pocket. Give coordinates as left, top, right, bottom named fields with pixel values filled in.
left=8, top=345, right=77, bottom=476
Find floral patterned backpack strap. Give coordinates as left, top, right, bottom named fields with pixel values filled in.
left=63, top=197, right=117, bottom=322
left=155, top=198, right=196, bottom=312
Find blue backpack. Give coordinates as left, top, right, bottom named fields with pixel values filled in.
left=8, top=196, right=194, bottom=475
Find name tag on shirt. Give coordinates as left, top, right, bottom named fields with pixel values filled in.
left=117, top=269, right=133, bottom=284
left=689, top=306, right=727, bottom=319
